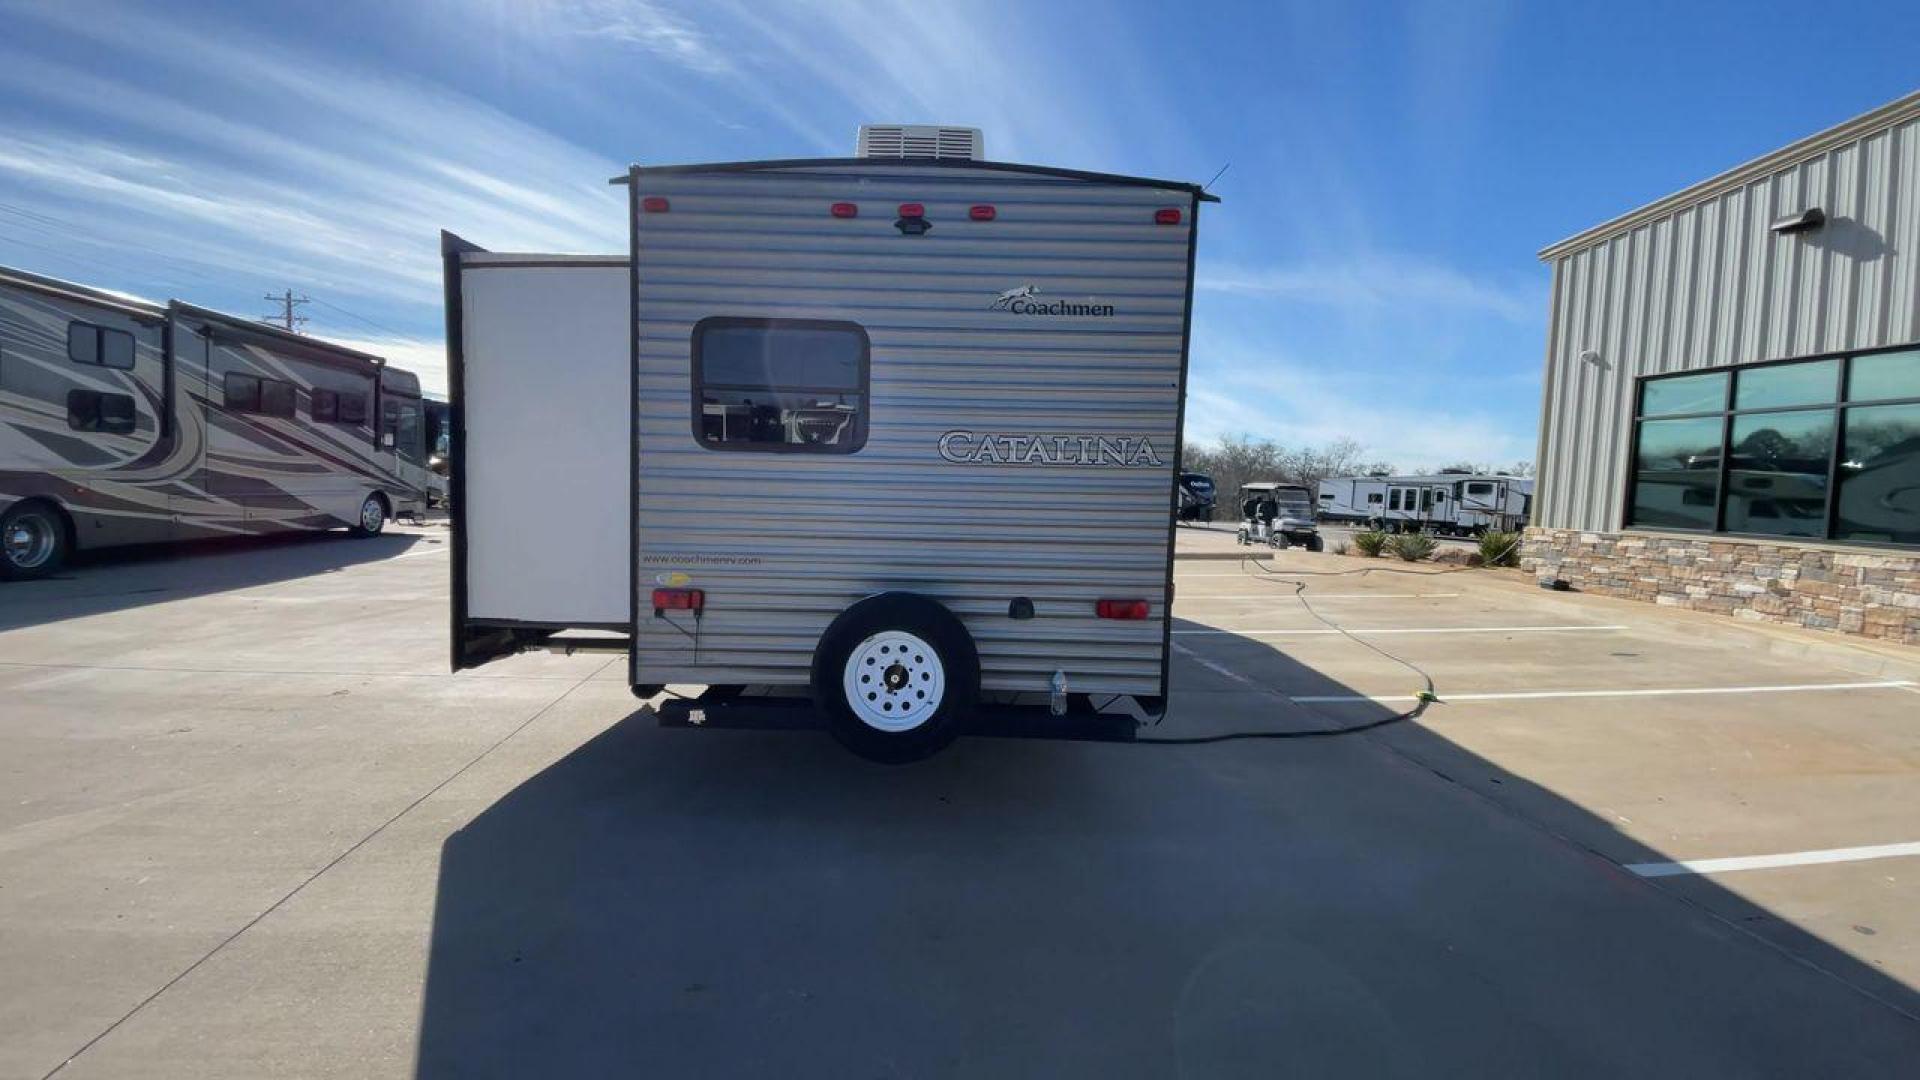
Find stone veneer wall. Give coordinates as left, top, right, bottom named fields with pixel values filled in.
left=1521, top=528, right=1920, bottom=646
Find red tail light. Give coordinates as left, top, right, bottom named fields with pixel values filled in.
left=898, top=202, right=925, bottom=218
left=1154, top=207, right=1182, bottom=225
left=830, top=202, right=858, bottom=218
left=1096, top=599, right=1150, bottom=620
left=641, top=196, right=670, bottom=213
left=652, top=588, right=704, bottom=612
left=969, top=204, right=996, bottom=221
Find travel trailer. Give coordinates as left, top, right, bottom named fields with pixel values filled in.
left=1176, top=471, right=1216, bottom=522
left=1316, top=472, right=1533, bottom=535
left=0, top=264, right=431, bottom=579
left=447, top=126, right=1213, bottom=760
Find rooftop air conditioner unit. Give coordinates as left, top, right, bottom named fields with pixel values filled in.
left=856, top=124, right=984, bottom=161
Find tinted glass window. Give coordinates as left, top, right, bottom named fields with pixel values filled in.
left=1847, top=349, right=1920, bottom=402
left=397, top=402, right=425, bottom=466
left=1629, top=417, right=1724, bottom=529
left=338, top=393, right=367, bottom=425
left=1835, top=402, right=1920, bottom=544
left=313, top=388, right=338, bottom=422
left=1724, top=409, right=1834, bottom=538
left=1736, top=359, right=1838, bottom=410
left=66, top=323, right=136, bottom=369
left=223, top=372, right=260, bottom=410
left=259, top=380, right=296, bottom=419
left=66, top=389, right=136, bottom=434
left=1466, top=482, right=1494, bottom=495
left=694, top=319, right=868, bottom=453
left=1640, top=372, right=1726, bottom=416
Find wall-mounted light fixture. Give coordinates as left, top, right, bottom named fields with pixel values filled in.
left=1579, top=348, right=1609, bottom=370
left=1770, top=207, right=1825, bottom=234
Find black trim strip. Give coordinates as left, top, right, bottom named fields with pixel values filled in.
left=441, top=229, right=486, bottom=671
left=609, top=156, right=1220, bottom=201
left=1159, top=194, right=1205, bottom=704
left=627, top=166, right=643, bottom=690
left=0, top=265, right=166, bottom=322
left=460, top=259, right=627, bottom=270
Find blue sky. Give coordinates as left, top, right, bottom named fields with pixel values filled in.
left=2, top=1, right=1916, bottom=468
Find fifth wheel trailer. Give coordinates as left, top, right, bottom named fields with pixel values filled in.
left=0, top=263, right=431, bottom=579
left=449, top=132, right=1214, bottom=760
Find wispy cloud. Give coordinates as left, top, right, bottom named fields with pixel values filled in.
left=559, top=0, right=734, bottom=75
left=1198, top=257, right=1541, bottom=324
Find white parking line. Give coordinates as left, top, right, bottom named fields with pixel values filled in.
left=1175, top=591, right=1463, bottom=600
left=1626, top=841, right=1920, bottom=878
left=1292, top=680, right=1915, bottom=704
left=1175, top=624, right=1626, bottom=637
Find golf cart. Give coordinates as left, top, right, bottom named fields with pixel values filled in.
left=1235, top=482, right=1324, bottom=551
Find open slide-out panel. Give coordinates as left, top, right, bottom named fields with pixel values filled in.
left=443, top=235, right=629, bottom=669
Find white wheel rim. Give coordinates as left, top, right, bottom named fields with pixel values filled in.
left=843, top=630, right=944, bottom=733
left=361, top=499, right=383, bottom=532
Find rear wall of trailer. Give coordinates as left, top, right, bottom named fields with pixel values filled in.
left=629, top=162, right=1199, bottom=698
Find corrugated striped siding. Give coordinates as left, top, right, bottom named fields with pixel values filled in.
left=632, top=165, right=1193, bottom=694
left=1538, top=113, right=1920, bottom=531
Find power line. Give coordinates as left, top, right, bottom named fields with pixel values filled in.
left=306, top=295, right=411, bottom=338
left=261, top=289, right=310, bottom=333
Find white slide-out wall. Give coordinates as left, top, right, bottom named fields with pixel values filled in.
left=459, top=256, right=628, bottom=625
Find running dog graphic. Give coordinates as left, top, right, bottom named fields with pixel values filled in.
left=991, top=284, right=1040, bottom=309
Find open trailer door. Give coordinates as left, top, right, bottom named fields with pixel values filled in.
left=442, top=232, right=631, bottom=669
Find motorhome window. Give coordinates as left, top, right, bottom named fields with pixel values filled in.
left=259, top=379, right=296, bottom=419
left=67, top=323, right=136, bottom=370
left=396, top=401, right=426, bottom=466
left=1467, top=482, right=1494, bottom=496
left=66, top=389, right=136, bottom=434
left=337, top=393, right=367, bottom=425
left=692, top=317, right=869, bottom=453
left=1366, top=493, right=1382, bottom=504
left=312, top=388, right=339, bottom=422
left=223, top=372, right=260, bottom=411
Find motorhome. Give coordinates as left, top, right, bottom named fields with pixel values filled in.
left=0, top=264, right=431, bottom=579
left=1316, top=472, right=1533, bottom=535
left=447, top=126, right=1212, bottom=760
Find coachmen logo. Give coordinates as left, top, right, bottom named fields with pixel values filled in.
left=989, top=284, right=1114, bottom=318
left=938, top=431, right=1165, bottom=468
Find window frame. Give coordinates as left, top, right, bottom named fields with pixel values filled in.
left=1623, top=341, right=1920, bottom=549
left=67, top=321, right=138, bottom=370
left=688, top=316, right=871, bottom=455
left=66, top=388, right=138, bottom=434
left=222, top=371, right=299, bottom=418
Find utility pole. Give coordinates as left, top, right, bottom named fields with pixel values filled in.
left=261, top=289, right=310, bottom=333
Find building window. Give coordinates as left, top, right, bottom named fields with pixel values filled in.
left=691, top=317, right=868, bottom=453
left=1628, top=346, right=1919, bottom=546
left=68, top=323, right=137, bottom=370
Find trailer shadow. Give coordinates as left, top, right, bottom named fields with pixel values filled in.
left=0, top=528, right=440, bottom=633
left=412, top=621, right=1920, bottom=1077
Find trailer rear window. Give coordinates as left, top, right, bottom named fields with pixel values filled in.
left=692, top=317, right=868, bottom=453
left=67, top=323, right=136, bottom=370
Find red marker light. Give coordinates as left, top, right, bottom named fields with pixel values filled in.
left=830, top=202, right=858, bottom=218
left=898, top=202, right=925, bottom=218
left=1154, top=207, right=1182, bottom=225
left=1096, top=599, right=1150, bottom=620
left=641, top=196, right=670, bottom=213
left=652, top=588, right=704, bottom=612
left=969, top=204, right=997, bottom=221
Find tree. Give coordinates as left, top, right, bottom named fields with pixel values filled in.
left=1181, top=435, right=1395, bottom=513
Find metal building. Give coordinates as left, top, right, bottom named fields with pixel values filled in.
left=1525, top=91, right=1920, bottom=644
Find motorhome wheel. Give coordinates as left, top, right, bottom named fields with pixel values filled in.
left=0, top=501, right=68, bottom=581
left=349, top=494, right=387, bottom=537
left=811, top=592, right=979, bottom=763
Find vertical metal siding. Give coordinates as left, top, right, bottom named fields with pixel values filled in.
left=1536, top=112, right=1920, bottom=531
left=630, top=164, right=1194, bottom=695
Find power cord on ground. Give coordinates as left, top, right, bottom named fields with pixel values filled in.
left=1132, top=532, right=1525, bottom=745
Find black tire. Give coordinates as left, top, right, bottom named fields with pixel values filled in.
left=811, top=592, right=979, bottom=763
left=349, top=493, right=387, bottom=537
left=1275, top=534, right=1292, bottom=550
left=1305, top=535, right=1324, bottom=552
left=0, top=500, right=69, bottom=581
